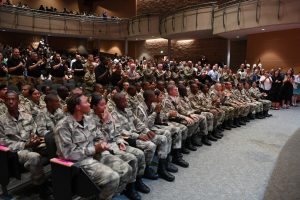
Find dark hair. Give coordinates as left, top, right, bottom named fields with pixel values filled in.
left=143, top=90, right=155, bottom=102
left=66, top=94, right=83, bottom=114
left=90, top=93, right=104, bottom=108
left=29, top=87, right=39, bottom=96
left=178, top=84, right=187, bottom=97
left=112, top=92, right=124, bottom=104
left=6, top=90, right=19, bottom=100
left=0, top=84, right=7, bottom=90
left=44, top=93, right=58, bottom=104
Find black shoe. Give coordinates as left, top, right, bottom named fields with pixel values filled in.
left=207, top=134, right=218, bottom=141
left=181, top=139, right=190, bottom=154
left=233, top=118, right=241, bottom=127
left=243, top=116, right=250, bottom=122
left=248, top=113, right=255, bottom=120
left=158, top=159, right=175, bottom=182
left=223, top=121, right=231, bottom=130
left=255, top=113, right=264, bottom=119
left=38, top=180, right=53, bottom=200
left=124, top=183, right=141, bottom=200
left=229, top=119, right=237, bottom=128
left=238, top=118, right=246, bottom=126
left=135, top=178, right=150, bottom=194
left=265, top=111, right=272, bottom=117
left=143, top=166, right=159, bottom=180
left=185, top=137, right=197, bottom=151
left=166, top=155, right=178, bottom=173
left=172, top=149, right=189, bottom=168
left=191, top=135, right=203, bottom=147
left=201, top=135, right=212, bottom=146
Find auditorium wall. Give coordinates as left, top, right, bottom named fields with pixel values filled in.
left=130, top=37, right=246, bottom=69
left=11, top=0, right=80, bottom=12
left=136, top=0, right=211, bottom=15
left=247, top=28, right=300, bottom=72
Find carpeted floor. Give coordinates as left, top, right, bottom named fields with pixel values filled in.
left=133, top=106, right=300, bottom=200
left=1, top=107, right=299, bottom=200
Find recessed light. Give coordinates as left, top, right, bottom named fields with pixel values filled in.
left=261, top=28, right=265, bottom=31
left=2, top=30, right=6, bottom=32
left=236, top=36, right=240, bottom=38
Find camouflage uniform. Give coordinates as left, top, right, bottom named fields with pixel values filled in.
left=162, top=95, right=198, bottom=138
left=91, top=111, right=145, bottom=179
left=209, top=88, right=235, bottom=121
left=84, top=71, right=96, bottom=94
left=0, top=98, right=7, bottom=117
left=0, top=110, right=45, bottom=185
left=125, top=93, right=140, bottom=113
left=189, top=91, right=224, bottom=130
left=135, top=102, right=182, bottom=151
left=36, top=108, right=65, bottom=136
left=107, top=97, right=116, bottom=113
left=24, top=99, right=46, bottom=120
left=232, top=89, right=255, bottom=115
left=111, top=108, right=168, bottom=164
left=249, top=87, right=272, bottom=111
left=54, top=115, right=132, bottom=198
left=223, top=89, right=250, bottom=117
left=177, top=95, right=209, bottom=135
left=240, top=89, right=263, bottom=114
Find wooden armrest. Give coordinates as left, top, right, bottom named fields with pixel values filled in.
left=0, top=145, right=9, bottom=152
left=50, top=158, right=74, bottom=167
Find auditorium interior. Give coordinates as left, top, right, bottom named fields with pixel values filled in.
left=0, top=0, right=299, bottom=200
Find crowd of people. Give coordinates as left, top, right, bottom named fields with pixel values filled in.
left=0, top=42, right=299, bottom=200
left=1, top=0, right=120, bottom=20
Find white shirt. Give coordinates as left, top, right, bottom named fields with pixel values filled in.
left=208, top=70, right=219, bottom=82
left=259, top=75, right=272, bottom=91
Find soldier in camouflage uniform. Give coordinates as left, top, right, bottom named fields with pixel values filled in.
left=223, top=82, right=249, bottom=126
left=209, top=83, right=237, bottom=129
left=106, top=88, right=118, bottom=112
left=0, top=91, right=51, bottom=199
left=90, top=93, right=151, bottom=196
left=135, top=90, right=189, bottom=179
left=237, top=83, right=265, bottom=119
left=188, top=83, right=224, bottom=138
left=126, top=85, right=141, bottom=112
left=36, top=94, right=65, bottom=137
left=177, top=85, right=222, bottom=143
left=54, top=94, right=137, bottom=200
left=162, top=84, right=202, bottom=152
left=24, top=88, right=46, bottom=120
left=84, top=65, right=96, bottom=94
left=111, top=93, right=171, bottom=181
left=249, top=82, right=272, bottom=117
left=0, top=84, right=8, bottom=116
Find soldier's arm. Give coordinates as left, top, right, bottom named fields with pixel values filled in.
left=35, top=112, right=49, bottom=137
left=0, top=118, right=26, bottom=151
left=54, top=126, right=95, bottom=161
left=111, top=112, right=139, bottom=139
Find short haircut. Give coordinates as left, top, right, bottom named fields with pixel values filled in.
left=112, top=92, right=124, bottom=104
left=90, top=93, right=104, bottom=108
left=143, top=90, right=155, bottom=102
left=29, top=87, right=39, bottom=96
left=66, top=94, right=83, bottom=114
left=6, top=90, right=19, bottom=99
left=166, top=84, right=176, bottom=93
left=44, top=93, right=58, bottom=104
left=0, top=84, right=7, bottom=90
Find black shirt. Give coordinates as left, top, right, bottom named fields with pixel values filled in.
left=72, top=60, right=85, bottom=77
left=26, top=59, right=44, bottom=78
left=50, top=60, right=65, bottom=77
left=110, top=71, right=122, bottom=86
left=0, top=62, right=7, bottom=77
left=95, top=64, right=110, bottom=85
left=7, top=56, right=24, bottom=76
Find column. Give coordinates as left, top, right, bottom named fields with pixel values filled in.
left=227, top=39, right=231, bottom=66
left=168, top=38, right=171, bottom=60
left=125, top=39, right=128, bottom=56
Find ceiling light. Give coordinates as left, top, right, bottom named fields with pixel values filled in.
left=236, top=36, right=240, bottom=38
left=261, top=28, right=265, bottom=31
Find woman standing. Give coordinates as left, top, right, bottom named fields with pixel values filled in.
left=281, top=69, right=294, bottom=108
left=292, top=71, right=300, bottom=106
left=269, top=70, right=282, bottom=110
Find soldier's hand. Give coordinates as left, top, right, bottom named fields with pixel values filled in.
left=138, top=134, right=150, bottom=141
left=185, top=117, right=194, bottom=124
left=25, top=137, right=41, bottom=148
left=147, top=131, right=156, bottom=140
left=169, top=110, right=177, bottom=117
left=190, top=114, right=199, bottom=121
left=154, top=104, right=161, bottom=113
left=119, top=143, right=126, bottom=151
left=95, top=142, right=110, bottom=153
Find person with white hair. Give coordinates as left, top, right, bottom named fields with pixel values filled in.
left=127, top=63, right=141, bottom=84
left=207, top=64, right=220, bottom=83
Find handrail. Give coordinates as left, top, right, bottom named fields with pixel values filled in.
left=0, top=4, right=128, bottom=23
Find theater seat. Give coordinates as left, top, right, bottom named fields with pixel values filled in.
left=46, top=132, right=101, bottom=200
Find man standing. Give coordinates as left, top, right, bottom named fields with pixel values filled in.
left=72, top=54, right=85, bottom=86
left=7, top=48, right=25, bottom=86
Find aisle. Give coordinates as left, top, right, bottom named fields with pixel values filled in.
left=137, top=107, right=300, bottom=200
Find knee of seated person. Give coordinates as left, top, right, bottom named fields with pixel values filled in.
left=27, top=152, right=42, bottom=165
left=147, top=142, right=156, bottom=151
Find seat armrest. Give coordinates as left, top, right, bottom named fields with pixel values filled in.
left=50, top=158, right=74, bottom=167
left=0, top=145, right=10, bottom=152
